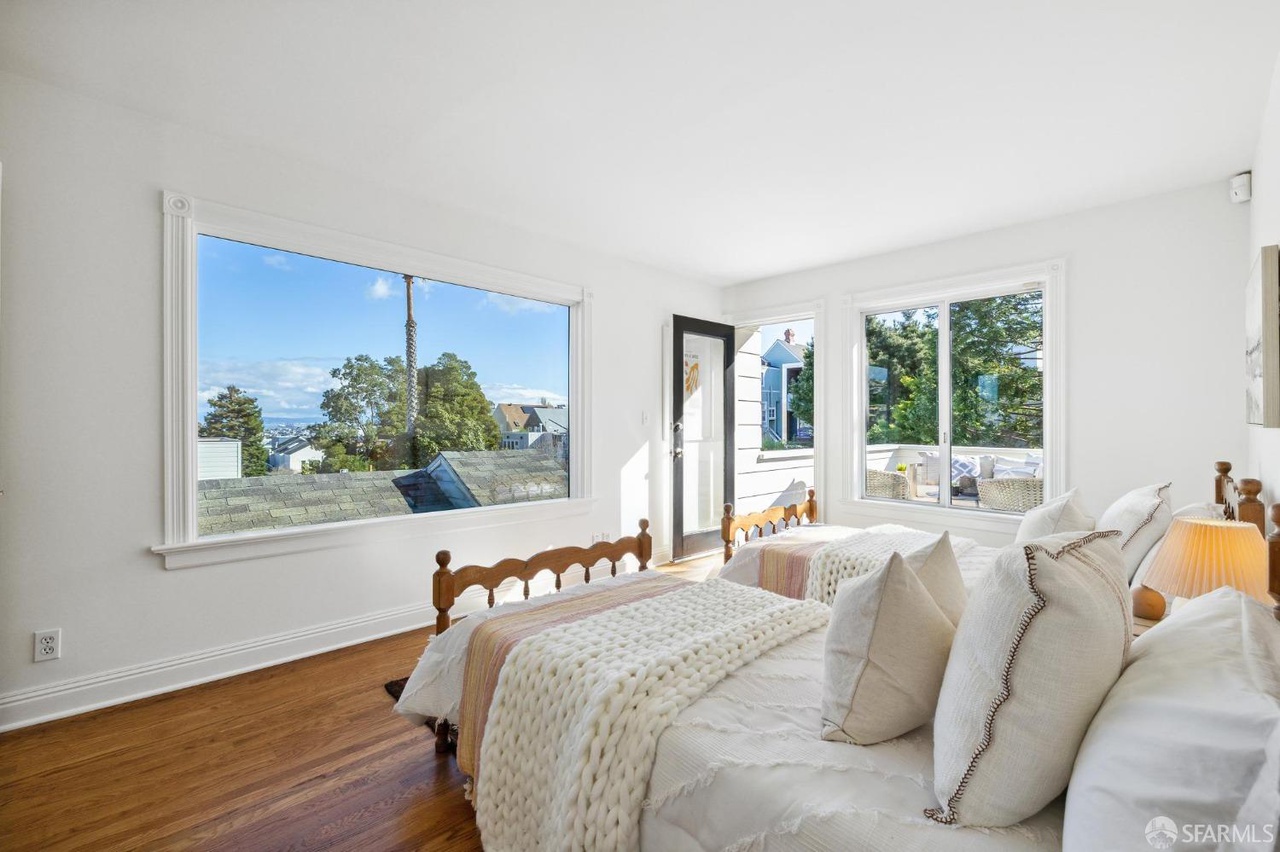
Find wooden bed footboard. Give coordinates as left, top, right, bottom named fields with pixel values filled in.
left=721, top=488, right=819, bottom=563
left=426, top=519, right=653, bottom=753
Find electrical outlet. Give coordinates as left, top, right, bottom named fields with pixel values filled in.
left=33, top=629, right=61, bottom=662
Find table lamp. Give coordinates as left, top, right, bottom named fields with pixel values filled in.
left=1131, top=517, right=1270, bottom=620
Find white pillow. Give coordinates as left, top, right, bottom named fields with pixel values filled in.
left=1130, top=502, right=1224, bottom=586
left=1097, top=483, right=1172, bottom=581
left=1063, top=588, right=1280, bottom=851
left=820, top=552, right=962, bottom=745
left=1015, top=489, right=1095, bottom=542
left=927, top=531, right=1131, bottom=827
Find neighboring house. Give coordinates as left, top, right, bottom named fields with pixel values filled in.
left=500, top=430, right=555, bottom=451
left=197, top=437, right=242, bottom=481
left=524, top=406, right=569, bottom=434
left=492, top=403, right=533, bottom=432
left=423, top=450, right=569, bottom=508
left=761, top=329, right=808, bottom=442
left=267, top=435, right=324, bottom=472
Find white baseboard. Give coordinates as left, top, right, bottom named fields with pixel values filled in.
left=0, top=601, right=435, bottom=733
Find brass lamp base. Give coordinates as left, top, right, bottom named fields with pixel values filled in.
left=1132, top=584, right=1166, bottom=621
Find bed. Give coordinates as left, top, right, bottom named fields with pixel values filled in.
left=394, top=463, right=1280, bottom=851
left=717, top=488, right=1004, bottom=597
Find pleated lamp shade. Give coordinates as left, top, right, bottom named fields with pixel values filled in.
left=1143, top=518, right=1270, bottom=603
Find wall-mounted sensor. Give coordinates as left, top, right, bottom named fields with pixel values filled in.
left=1230, top=172, right=1252, bottom=204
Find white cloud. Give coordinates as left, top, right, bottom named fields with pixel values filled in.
left=367, top=276, right=393, bottom=300
left=482, top=291, right=557, bottom=314
left=262, top=254, right=294, bottom=271
left=482, top=383, right=568, bottom=407
left=199, top=358, right=339, bottom=419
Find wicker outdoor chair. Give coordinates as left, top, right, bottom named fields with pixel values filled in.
left=977, top=478, right=1044, bottom=512
left=866, top=468, right=910, bottom=500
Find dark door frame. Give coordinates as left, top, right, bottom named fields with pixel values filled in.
left=671, top=315, right=735, bottom=560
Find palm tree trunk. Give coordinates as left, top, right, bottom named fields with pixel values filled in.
left=404, top=274, right=419, bottom=466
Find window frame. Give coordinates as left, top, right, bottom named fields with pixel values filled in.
left=845, top=260, right=1064, bottom=526
left=153, top=191, right=593, bottom=570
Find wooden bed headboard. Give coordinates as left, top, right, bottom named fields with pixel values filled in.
left=431, top=519, right=653, bottom=636
left=720, top=488, right=819, bottom=563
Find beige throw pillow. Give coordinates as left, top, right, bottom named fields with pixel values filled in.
left=1014, top=488, right=1095, bottom=542
left=821, top=541, right=967, bottom=746
left=1097, top=483, right=1172, bottom=581
left=927, top=531, right=1131, bottom=827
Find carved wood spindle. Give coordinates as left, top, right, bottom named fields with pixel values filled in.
left=555, top=573, right=562, bottom=591
left=432, top=550, right=453, bottom=637
left=1269, top=504, right=1280, bottom=622
left=523, top=580, right=530, bottom=600
left=610, top=560, right=618, bottom=577
left=722, top=503, right=735, bottom=562
left=638, top=518, right=652, bottom=570
left=808, top=487, right=818, bottom=523
left=1214, top=461, right=1232, bottom=506
left=584, top=563, right=591, bottom=584
left=487, top=588, right=495, bottom=608
left=1239, top=479, right=1265, bottom=535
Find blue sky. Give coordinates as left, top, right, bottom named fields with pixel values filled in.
left=197, top=236, right=569, bottom=421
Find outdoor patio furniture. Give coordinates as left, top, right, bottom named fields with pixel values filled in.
left=866, top=468, right=910, bottom=500
left=977, top=477, right=1044, bottom=512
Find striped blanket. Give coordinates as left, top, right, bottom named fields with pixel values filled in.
left=456, top=572, right=687, bottom=778
left=758, top=539, right=830, bottom=599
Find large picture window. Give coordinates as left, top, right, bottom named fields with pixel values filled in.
left=156, top=192, right=588, bottom=565
left=859, top=268, right=1058, bottom=515
left=196, top=236, right=570, bottom=537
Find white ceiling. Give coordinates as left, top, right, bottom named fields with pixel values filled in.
left=3, top=1, right=1278, bottom=285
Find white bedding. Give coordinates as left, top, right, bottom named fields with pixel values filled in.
left=717, top=523, right=1002, bottom=591
left=641, top=629, right=1064, bottom=851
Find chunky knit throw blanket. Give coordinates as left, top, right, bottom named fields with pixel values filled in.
left=804, top=529, right=942, bottom=605
left=473, top=579, right=829, bottom=852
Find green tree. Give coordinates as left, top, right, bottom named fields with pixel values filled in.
left=949, top=293, right=1043, bottom=448
left=199, top=385, right=269, bottom=477
left=413, top=352, right=501, bottom=461
left=788, top=341, right=815, bottom=435
left=865, top=309, right=938, bottom=445
left=314, top=355, right=406, bottom=469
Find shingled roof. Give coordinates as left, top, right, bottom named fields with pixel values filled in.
left=430, top=450, right=568, bottom=507
left=197, top=470, right=434, bottom=536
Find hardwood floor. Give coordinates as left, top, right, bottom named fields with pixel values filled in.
left=0, top=558, right=718, bottom=851
left=0, top=628, right=480, bottom=852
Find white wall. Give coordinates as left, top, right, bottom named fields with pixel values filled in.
left=0, top=72, right=719, bottom=729
left=726, top=181, right=1251, bottom=542
left=1247, top=58, right=1280, bottom=505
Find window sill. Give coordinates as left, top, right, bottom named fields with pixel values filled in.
left=755, top=448, right=815, bottom=463
left=152, top=497, right=597, bottom=570
left=836, top=497, right=1021, bottom=539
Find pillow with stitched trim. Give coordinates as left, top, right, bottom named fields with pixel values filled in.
left=1014, top=489, right=1095, bottom=542
left=1097, top=483, right=1172, bottom=581
left=927, top=530, right=1131, bottom=827
left=821, top=549, right=963, bottom=745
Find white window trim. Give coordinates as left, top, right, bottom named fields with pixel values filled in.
left=725, top=300, right=828, bottom=497
left=842, top=259, right=1065, bottom=524
left=153, top=191, right=593, bottom=570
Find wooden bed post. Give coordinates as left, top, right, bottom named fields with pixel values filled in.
left=638, top=518, right=652, bottom=570
left=1270, top=504, right=1280, bottom=622
left=1214, top=460, right=1233, bottom=506
left=433, top=550, right=454, bottom=638
left=722, top=503, right=734, bottom=562
left=1238, top=479, right=1265, bottom=533
left=806, top=487, right=818, bottom=524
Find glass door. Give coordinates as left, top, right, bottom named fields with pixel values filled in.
left=672, top=315, right=735, bottom=559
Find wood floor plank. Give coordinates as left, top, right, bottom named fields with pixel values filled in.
left=0, top=628, right=482, bottom=852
